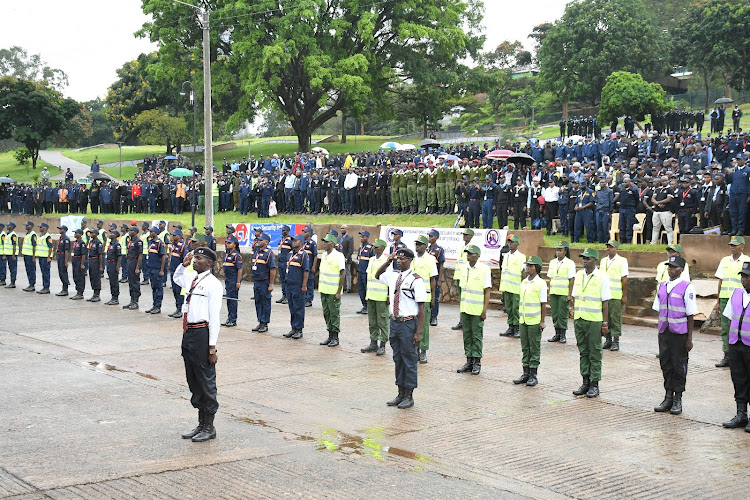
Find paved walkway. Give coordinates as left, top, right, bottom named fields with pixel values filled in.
left=1, top=262, right=749, bottom=498
left=38, top=150, right=114, bottom=181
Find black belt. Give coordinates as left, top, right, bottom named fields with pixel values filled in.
left=187, top=322, right=208, bottom=329
left=254, top=277, right=269, bottom=281
left=390, top=315, right=415, bottom=322
left=470, top=199, right=479, bottom=201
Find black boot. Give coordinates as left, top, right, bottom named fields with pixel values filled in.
left=512, top=325, right=520, bottom=338
left=654, top=391, right=673, bottom=412
left=192, top=412, right=216, bottom=442
left=457, top=357, right=473, bottom=373
left=283, top=329, right=295, bottom=338
left=722, top=402, right=749, bottom=428
left=471, top=357, right=481, bottom=375
left=513, top=367, right=530, bottom=384
left=499, top=325, right=514, bottom=337
left=376, top=341, right=386, bottom=356
left=320, top=332, right=332, bottom=345
left=397, top=388, right=414, bottom=409
left=716, top=353, right=730, bottom=368
left=526, top=367, right=538, bottom=386
left=291, top=330, right=303, bottom=339
left=387, top=386, right=405, bottom=406
left=257, top=322, right=268, bottom=333
left=328, top=331, right=339, bottom=347
left=610, top=337, right=620, bottom=351
left=559, top=330, right=567, bottom=344
left=56, top=289, right=68, bottom=297
left=573, top=377, right=590, bottom=396
left=670, top=392, right=683, bottom=415
left=251, top=323, right=263, bottom=332
left=548, top=328, right=561, bottom=342
left=586, top=380, right=600, bottom=398
left=181, top=410, right=205, bottom=439
left=602, top=335, right=612, bottom=350
left=418, top=349, right=427, bottom=363
left=361, top=340, right=378, bottom=353
left=275, top=295, right=286, bottom=304
left=451, top=321, right=463, bottom=331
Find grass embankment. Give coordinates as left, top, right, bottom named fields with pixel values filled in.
left=0, top=152, right=57, bottom=182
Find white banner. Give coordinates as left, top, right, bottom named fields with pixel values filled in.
left=379, top=226, right=508, bottom=266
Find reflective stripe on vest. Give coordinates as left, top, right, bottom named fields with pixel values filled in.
left=460, top=263, right=490, bottom=316
left=500, top=251, right=525, bottom=294
left=601, top=255, right=625, bottom=300
left=141, top=234, right=149, bottom=254
left=411, top=253, right=436, bottom=300
left=454, top=245, right=469, bottom=283
left=656, top=280, right=689, bottom=334
left=318, top=250, right=343, bottom=294
left=1, top=232, right=16, bottom=255
left=572, top=270, right=604, bottom=321
left=719, top=256, right=750, bottom=298
left=0, top=233, right=5, bottom=254
left=21, top=231, right=36, bottom=256
left=728, top=288, right=750, bottom=346
left=519, top=276, right=544, bottom=325
left=34, top=233, right=51, bottom=257
left=548, top=257, right=574, bottom=296
left=365, top=255, right=389, bottom=301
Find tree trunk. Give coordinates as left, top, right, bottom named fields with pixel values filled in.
left=341, top=113, right=347, bottom=144
left=296, top=129, right=312, bottom=153
left=360, top=121, right=364, bottom=136
left=423, top=111, right=428, bottom=138
left=562, top=100, right=568, bottom=121
left=704, top=72, right=711, bottom=113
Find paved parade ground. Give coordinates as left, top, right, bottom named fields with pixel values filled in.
left=2, top=267, right=750, bottom=499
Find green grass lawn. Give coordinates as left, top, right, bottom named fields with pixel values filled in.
left=541, top=233, right=666, bottom=252
left=0, top=152, right=58, bottom=183
left=62, top=145, right=167, bottom=166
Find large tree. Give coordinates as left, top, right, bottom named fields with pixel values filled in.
left=597, top=71, right=670, bottom=128
left=537, top=0, right=666, bottom=117
left=0, top=46, right=68, bottom=91
left=133, top=108, right=189, bottom=155
left=0, top=76, right=79, bottom=169
left=139, top=0, right=483, bottom=152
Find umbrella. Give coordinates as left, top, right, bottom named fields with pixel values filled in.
left=310, top=147, right=329, bottom=154
left=485, top=149, right=514, bottom=160
left=0, top=176, right=13, bottom=184
left=396, top=143, right=417, bottom=151
left=76, top=178, right=92, bottom=185
left=506, top=152, right=535, bottom=165
left=164, top=155, right=179, bottom=160
left=86, top=172, right=110, bottom=181
left=169, top=167, right=195, bottom=177
left=715, top=97, right=733, bottom=104
left=439, top=154, right=461, bottom=163
left=380, top=141, right=401, bottom=150
left=418, top=138, right=441, bottom=148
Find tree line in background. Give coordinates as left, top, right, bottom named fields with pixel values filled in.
left=2, top=0, right=750, bottom=161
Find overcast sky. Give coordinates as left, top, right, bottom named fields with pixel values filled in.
left=2, top=0, right=566, bottom=102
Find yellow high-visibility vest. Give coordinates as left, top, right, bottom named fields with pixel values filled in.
left=318, top=249, right=344, bottom=294
left=519, top=275, right=545, bottom=325
left=500, top=250, right=526, bottom=294
left=1, top=231, right=17, bottom=255
left=21, top=230, right=37, bottom=256
left=573, top=269, right=605, bottom=322
left=460, top=262, right=490, bottom=316
left=34, top=233, right=52, bottom=258
left=547, top=257, right=575, bottom=296
left=411, top=252, right=437, bottom=301
left=600, top=254, right=627, bottom=300
left=365, top=253, right=389, bottom=302
left=718, top=255, right=750, bottom=299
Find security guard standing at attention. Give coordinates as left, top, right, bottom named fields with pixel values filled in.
left=355, top=230, right=374, bottom=315
left=275, top=225, right=292, bottom=304
left=145, top=226, right=166, bottom=314
left=35, top=223, right=53, bottom=294
left=412, top=235, right=438, bottom=363
left=317, top=234, right=346, bottom=347
left=118, top=223, right=130, bottom=283
left=168, top=230, right=189, bottom=318
left=1, top=222, right=18, bottom=288
left=427, top=229, right=445, bottom=327
left=375, top=248, right=427, bottom=409
left=104, top=230, right=121, bottom=305
left=222, top=236, right=242, bottom=327
left=21, top=221, right=37, bottom=292
left=452, top=229, right=474, bottom=331
left=499, top=234, right=526, bottom=338
left=70, top=229, right=87, bottom=300
left=124, top=225, right=143, bottom=310
left=571, top=248, right=611, bottom=398
left=204, top=226, right=217, bottom=253
left=54, top=225, right=71, bottom=296
left=362, top=239, right=389, bottom=355
left=722, top=261, right=750, bottom=431
left=283, top=234, right=310, bottom=340
left=0, top=223, right=6, bottom=286
left=86, top=227, right=103, bottom=302
left=302, top=227, right=318, bottom=307
left=514, top=256, right=547, bottom=387
left=140, top=222, right=150, bottom=284
left=251, top=233, right=276, bottom=333
left=456, top=245, right=491, bottom=376
left=174, top=247, right=223, bottom=443
left=601, top=240, right=628, bottom=352
left=546, top=240, right=575, bottom=343
left=715, top=236, right=750, bottom=368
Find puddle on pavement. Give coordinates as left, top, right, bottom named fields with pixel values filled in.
left=87, top=361, right=158, bottom=380
left=312, top=428, right=431, bottom=463
left=239, top=417, right=270, bottom=428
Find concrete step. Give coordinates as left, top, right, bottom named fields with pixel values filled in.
left=622, top=315, right=659, bottom=328
left=625, top=306, right=650, bottom=317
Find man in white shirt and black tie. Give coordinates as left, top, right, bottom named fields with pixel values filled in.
left=173, top=247, right=223, bottom=442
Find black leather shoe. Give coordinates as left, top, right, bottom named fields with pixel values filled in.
left=602, top=336, right=613, bottom=350
left=573, top=377, right=590, bottom=396
left=610, top=338, right=620, bottom=351
left=361, top=340, right=378, bottom=353
left=451, top=322, right=463, bottom=331
left=181, top=410, right=204, bottom=439
left=513, top=367, right=530, bottom=384
left=429, top=317, right=437, bottom=327
left=5, top=283, right=16, bottom=288
left=23, top=286, right=35, bottom=292
left=376, top=342, right=386, bottom=356
left=499, top=326, right=514, bottom=337
left=387, top=386, right=405, bottom=406
left=548, top=328, right=561, bottom=342
left=70, top=293, right=84, bottom=300
left=36, top=288, right=50, bottom=294
left=251, top=323, right=262, bottom=332
left=397, top=388, right=414, bottom=409
left=56, top=290, right=68, bottom=296
left=457, top=357, right=473, bottom=373
left=275, top=296, right=285, bottom=303
left=586, top=381, right=600, bottom=398
left=257, top=323, right=268, bottom=333
left=149, top=307, right=160, bottom=314
left=89, top=295, right=101, bottom=303
left=221, top=321, right=236, bottom=327
left=283, top=330, right=295, bottom=338
left=654, top=393, right=673, bottom=412
left=559, top=330, right=567, bottom=343
left=716, top=354, right=730, bottom=368
left=471, top=358, right=481, bottom=375
left=512, top=326, right=520, bottom=338
left=328, top=334, right=339, bottom=347
left=357, top=307, right=368, bottom=314
left=169, top=310, right=182, bottom=318
left=723, top=403, right=748, bottom=428
left=320, top=335, right=332, bottom=345
left=291, top=330, right=303, bottom=339
left=305, top=301, right=312, bottom=307
left=127, top=303, right=139, bottom=310
left=526, top=367, right=538, bottom=386
left=145, top=307, right=155, bottom=313
left=192, top=413, right=216, bottom=442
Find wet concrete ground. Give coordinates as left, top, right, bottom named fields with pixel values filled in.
left=2, top=265, right=750, bottom=499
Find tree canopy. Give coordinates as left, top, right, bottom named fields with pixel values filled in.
left=597, top=71, right=669, bottom=126
left=0, top=46, right=68, bottom=91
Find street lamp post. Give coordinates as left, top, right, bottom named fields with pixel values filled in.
left=116, top=141, right=124, bottom=178
left=181, top=81, right=198, bottom=228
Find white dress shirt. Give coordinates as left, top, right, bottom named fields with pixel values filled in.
left=173, top=264, right=224, bottom=345
left=379, top=268, right=427, bottom=316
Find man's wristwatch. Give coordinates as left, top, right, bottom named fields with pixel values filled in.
left=209, top=349, right=217, bottom=355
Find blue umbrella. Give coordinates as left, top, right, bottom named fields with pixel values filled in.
left=379, top=141, right=401, bottom=150
left=164, top=155, right=179, bottom=160
left=441, top=154, right=461, bottom=163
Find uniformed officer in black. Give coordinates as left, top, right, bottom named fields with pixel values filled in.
left=145, top=226, right=167, bottom=314
left=124, top=225, right=143, bottom=310
left=251, top=233, right=276, bottom=333
left=204, top=226, right=217, bottom=253
left=55, top=225, right=71, bottom=296
left=70, top=229, right=87, bottom=300
left=283, top=234, right=310, bottom=339
left=85, top=228, right=103, bottom=302
left=104, top=230, right=121, bottom=305
left=168, top=230, right=189, bottom=318
left=276, top=225, right=293, bottom=304
left=677, top=177, right=698, bottom=234
left=222, top=236, right=242, bottom=327
left=356, top=230, right=374, bottom=314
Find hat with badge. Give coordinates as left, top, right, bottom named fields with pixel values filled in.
left=323, top=234, right=338, bottom=243
left=555, top=240, right=569, bottom=248
left=281, top=225, right=290, bottom=232
left=57, top=225, right=67, bottom=231
left=25, top=221, right=33, bottom=227
left=109, top=223, right=117, bottom=228
left=392, top=229, right=403, bottom=236
left=141, top=221, right=150, bottom=228
left=194, top=246, right=217, bottom=261
left=74, top=228, right=83, bottom=234
left=259, top=233, right=271, bottom=242
left=204, top=225, right=214, bottom=231
left=462, top=228, right=474, bottom=236
left=668, top=255, right=686, bottom=268
left=415, top=235, right=429, bottom=245
left=729, top=235, right=745, bottom=246
left=225, top=224, right=235, bottom=232
left=579, top=248, right=600, bottom=259
left=150, top=226, right=159, bottom=233
left=128, top=225, right=138, bottom=232
left=172, top=229, right=183, bottom=236
left=303, top=227, right=313, bottom=234
left=525, top=255, right=543, bottom=266
left=110, top=230, right=120, bottom=238
left=225, top=236, right=239, bottom=244
left=507, top=234, right=520, bottom=243
left=373, top=239, right=387, bottom=248
left=740, top=261, right=750, bottom=276
left=293, top=234, right=306, bottom=242
left=606, top=240, right=620, bottom=248
left=396, top=248, right=415, bottom=259
left=6, top=222, right=15, bottom=228
left=464, top=244, right=481, bottom=255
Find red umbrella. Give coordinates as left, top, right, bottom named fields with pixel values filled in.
left=485, top=149, right=514, bottom=160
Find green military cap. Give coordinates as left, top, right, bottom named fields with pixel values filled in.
left=579, top=248, right=600, bottom=259
left=373, top=239, right=387, bottom=248
left=729, top=236, right=745, bottom=246
left=323, top=234, right=338, bottom=243
left=666, top=244, right=682, bottom=253
left=415, top=235, right=429, bottom=245
left=525, top=255, right=543, bottom=266
left=462, top=228, right=475, bottom=236
left=606, top=240, right=620, bottom=248
left=507, top=234, right=520, bottom=243
left=190, top=233, right=207, bottom=242
left=555, top=240, right=570, bottom=249
left=464, top=244, right=481, bottom=255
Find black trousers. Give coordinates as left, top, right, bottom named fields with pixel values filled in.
left=729, top=341, right=750, bottom=404
left=497, top=204, right=508, bottom=229
left=182, top=325, right=219, bottom=414
left=513, top=204, right=526, bottom=229
left=107, top=264, right=119, bottom=298
left=57, top=256, right=69, bottom=289
left=72, top=259, right=86, bottom=293
left=127, top=260, right=140, bottom=302
left=89, top=261, right=101, bottom=292
left=658, top=329, right=688, bottom=393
